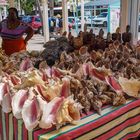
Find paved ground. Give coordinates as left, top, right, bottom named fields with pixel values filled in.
left=27, top=34, right=44, bottom=52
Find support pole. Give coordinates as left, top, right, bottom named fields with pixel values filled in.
left=76, top=0, right=79, bottom=33
left=72, top=0, right=78, bottom=35
left=90, top=10, right=93, bottom=27
left=129, top=0, right=140, bottom=44
left=120, top=0, right=140, bottom=44
left=42, top=0, right=49, bottom=43
left=36, top=0, right=43, bottom=31
left=3, top=6, right=7, bottom=19
left=94, top=5, right=96, bottom=16
left=50, top=0, right=54, bottom=17
left=0, top=9, right=2, bottom=21
left=62, top=0, right=68, bottom=33
left=81, top=0, right=84, bottom=31
left=107, top=5, right=110, bottom=33
left=120, top=0, right=129, bottom=33
left=17, top=0, right=21, bottom=14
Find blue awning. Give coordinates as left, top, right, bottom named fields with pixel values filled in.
left=78, top=0, right=120, bottom=10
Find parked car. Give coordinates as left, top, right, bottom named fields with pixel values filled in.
left=20, top=15, right=56, bottom=34
left=92, top=12, right=108, bottom=27
left=85, top=16, right=95, bottom=26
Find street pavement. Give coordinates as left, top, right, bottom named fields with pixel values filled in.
left=27, top=34, right=44, bottom=52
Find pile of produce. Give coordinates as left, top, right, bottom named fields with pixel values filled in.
left=0, top=40, right=140, bottom=131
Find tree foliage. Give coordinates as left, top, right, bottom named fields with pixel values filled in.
left=20, top=0, right=36, bottom=15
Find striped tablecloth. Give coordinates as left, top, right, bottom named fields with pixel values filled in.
left=1, top=99, right=140, bottom=140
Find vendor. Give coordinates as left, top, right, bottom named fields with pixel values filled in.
left=0, top=7, right=34, bottom=55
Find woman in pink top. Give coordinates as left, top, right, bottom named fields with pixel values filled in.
left=0, top=7, right=34, bottom=55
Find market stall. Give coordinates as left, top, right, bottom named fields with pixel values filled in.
left=0, top=0, right=140, bottom=139
left=1, top=99, right=140, bottom=140
left=0, top=35, right=140, bottom=139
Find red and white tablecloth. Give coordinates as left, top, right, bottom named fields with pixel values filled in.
left=1, top=99, right=140, bottom=140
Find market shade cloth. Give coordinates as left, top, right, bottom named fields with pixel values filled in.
left=1, top=99, right=140, bottom=140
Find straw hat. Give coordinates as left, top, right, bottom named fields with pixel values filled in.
left=56, top=14, right=61, bottom=18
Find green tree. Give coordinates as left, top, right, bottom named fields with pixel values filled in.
left=20, top=0, right=35, bottom=15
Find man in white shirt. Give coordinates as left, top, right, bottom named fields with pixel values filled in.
left=55, top=14, right=61, bottom=34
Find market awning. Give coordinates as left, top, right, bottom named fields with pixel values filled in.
left=78, top=0, right=120, bottom=10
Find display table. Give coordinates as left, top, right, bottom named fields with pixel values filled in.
left=1, top=99, right=140, bottom=140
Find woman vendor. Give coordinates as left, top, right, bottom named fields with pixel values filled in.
left=0, top=7, right=34, bottom=55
